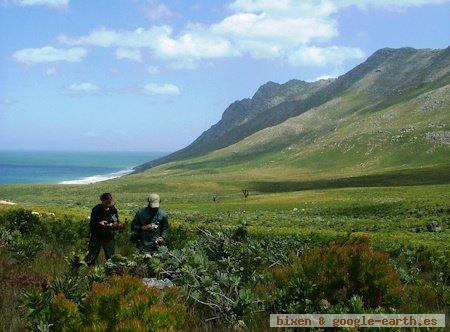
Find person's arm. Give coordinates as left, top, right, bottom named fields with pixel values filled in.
left=159, top=213, right=169, bottom=241
left=90, top=206, right=100, bottom=223
left=90, top=207, right=101, bottom=230
left=130, top=211, right=141, bottom=232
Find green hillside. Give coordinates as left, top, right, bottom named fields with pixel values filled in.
left=159, top=79, right=449, bottom=180
left=136, top=47, right=450, bottom=171
left=127, top=65, right=450, bottom=197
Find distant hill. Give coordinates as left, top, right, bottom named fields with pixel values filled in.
left=135, top=47, right=450, bottom=174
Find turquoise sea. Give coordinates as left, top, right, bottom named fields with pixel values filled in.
left=0, top=150, right=167, bottom=184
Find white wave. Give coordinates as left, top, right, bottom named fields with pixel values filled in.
left=59, top=168, right=134, bottom=185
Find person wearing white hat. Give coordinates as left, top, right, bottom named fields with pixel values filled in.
left=130, top=193, right=169, bottom=252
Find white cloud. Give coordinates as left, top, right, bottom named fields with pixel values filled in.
left=23, top=0, right=444, bottom=70
left=229, top=0, right=448, bottom=12
left=338, top=0, right=449, bottom=9
left=12, top=0, right=69, bottom=9
left=155, top=27, right=237, bottom=59
left=314, top=75, right=337, bottom=81
left=142, top=0, right=173, bottom=21
left=58, top=26, right=171, bottom=49
left=211, top=12, right=337, bottom=59
left=115, top=48, right=142, bottom=61
left=143, top=83, right=180, bottom=95
left=59, top=26, right=237, bottom=60
left=147, top=65, right=159, bottom=74
left=12, top=46, right=87, bottom=65
left=54, top=3, right=341, bottom=65
left=69, top=82, right=100, bottom=92
left=288, top=46, right=364, bottom=66
left=229, top=0, right=338, bottom=18
left=213, top=13, right=337, bottom=44
left=224, top=0, right=445, bottom=61
left=229, top=0, right=292, bottom=12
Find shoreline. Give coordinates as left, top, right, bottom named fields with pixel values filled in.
left=59, top=168, right=134, bottom=185
left=0, top=150, right=167, bottom=186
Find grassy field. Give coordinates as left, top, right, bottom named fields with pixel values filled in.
left=0, top=159, right=449, bottom=330
left=0, top=164, right=449, bottom=251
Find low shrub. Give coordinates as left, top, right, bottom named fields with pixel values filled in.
left=49, top=293, right=82, bottom=332
left=104, top=254, right=149, bottom=277
left=41, top=215, right=88, bottom=247
left=143, top=226, right=264, bottom=323
left=23, top=273, right=186, bottom=331
left=260, top=236, right=404, bottom=313
left=83, top=276, right=186, bottom=331
left=0, top=228, right=44, bottom=260
left=0, top=208, right=41, bottom=234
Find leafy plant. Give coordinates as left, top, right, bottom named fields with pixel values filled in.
left=0, top=228, right=44, bottom=260
left=261, top=236, right=404, bottom=313
left=48, top=294, right=82, bottom=332
left=1, top=208, right=41, bottom=234
left=83, top=276, right=186, bottom=331
left=141, top=225, right=269, bottom=324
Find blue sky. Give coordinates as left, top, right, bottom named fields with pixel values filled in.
left=0, top=0, right=449, bottom=152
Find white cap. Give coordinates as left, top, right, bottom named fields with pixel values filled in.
left=148, top=193, right=160, bottom=208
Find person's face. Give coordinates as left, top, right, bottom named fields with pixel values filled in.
left=102, top=195, right=113, bottom=207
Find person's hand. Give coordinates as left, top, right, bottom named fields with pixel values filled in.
left=141, top=224, right=153, bottom=231
left=99, top=220, right=108, bottom=227
left=155, top=237, right=165, bottom=245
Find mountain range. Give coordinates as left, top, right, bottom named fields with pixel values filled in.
left=135, top=47, right=450, bottom=180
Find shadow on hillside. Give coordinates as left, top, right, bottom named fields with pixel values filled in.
left=250, top=165, right=450, bottom=193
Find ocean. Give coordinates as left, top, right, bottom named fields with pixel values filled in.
left=0, top=150, right=168, bottom=185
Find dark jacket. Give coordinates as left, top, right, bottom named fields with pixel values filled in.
left=90, top=204, right=119, bottom=239
left=131, top=207, right=169, bottom=251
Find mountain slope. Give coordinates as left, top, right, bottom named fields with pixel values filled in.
left=135, top=47, right=450, bottom=173
left=178, top=80, right=449, bottom=174
left=135, top=78, right=333, bottom=170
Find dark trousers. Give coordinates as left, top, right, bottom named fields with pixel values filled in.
left=85, top=235, right=115, bottom=266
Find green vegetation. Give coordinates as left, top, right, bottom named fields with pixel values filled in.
left=0, top=174, right=449, bottom=330
left=1, top=126, right=449, bottom=330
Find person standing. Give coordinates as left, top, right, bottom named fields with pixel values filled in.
left=131, top=193, right=169, bottom=252
left=86, top=193, right=122, bottom=266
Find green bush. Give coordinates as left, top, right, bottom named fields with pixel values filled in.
left=1, top=208, right=41, bottom=234
left=104, top=254, right=148, bottom=277
left=83, top=276, right=186, bottom=331
left=21, top=286, right=50, bottom=327
left=23, top=274, right=186, bottom=331
left=41, top=215, right=88, bottom=247
left=261, top=236, right=404, bottom=313
left=49, top=293, right=82, bottom=332
left=0, top=228, right=44, bottom=260
left=143, top=226, right=265, bottom=323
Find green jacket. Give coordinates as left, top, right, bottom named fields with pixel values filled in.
left=131, top=207, right=169, bottom=251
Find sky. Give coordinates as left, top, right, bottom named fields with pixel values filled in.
left=0, top=0, right=449, bottom=152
